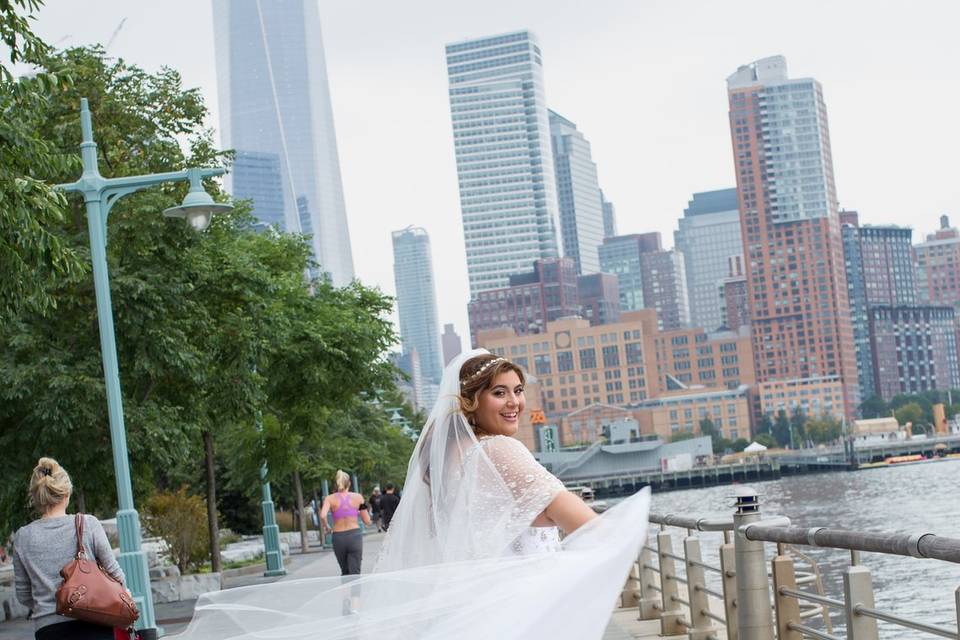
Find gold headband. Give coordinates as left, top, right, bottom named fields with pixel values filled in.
left=461, top=357, right=506, bottom=386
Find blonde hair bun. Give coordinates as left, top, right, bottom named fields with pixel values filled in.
left=29, top=457, right=73, bottom=512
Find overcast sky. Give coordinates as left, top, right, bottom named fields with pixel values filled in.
left=33, top=1, right=960, bottom=349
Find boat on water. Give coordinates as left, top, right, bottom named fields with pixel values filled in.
left=859, top=451, right=960, bottom=469
left=567, top=485, right=609, bottom=513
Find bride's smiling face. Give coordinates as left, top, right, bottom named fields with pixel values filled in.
left=474, top=370, right=525, bottom=437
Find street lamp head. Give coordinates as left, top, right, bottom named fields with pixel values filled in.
left=163, top=169, right=232, bottom=232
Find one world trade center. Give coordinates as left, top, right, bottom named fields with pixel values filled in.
left=213, top=0, right=354, bottom=285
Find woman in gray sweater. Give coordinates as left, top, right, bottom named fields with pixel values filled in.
left=13, top=457, right=126, bottom=640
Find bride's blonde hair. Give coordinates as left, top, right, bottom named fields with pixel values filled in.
left=458, top=354, right=525, bottom=428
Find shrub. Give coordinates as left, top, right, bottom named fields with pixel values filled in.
left=144, top=487, right=210, bottom=573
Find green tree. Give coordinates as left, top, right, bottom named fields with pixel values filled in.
left=859, top=395, right=889, bottom=419
left=894, top=402, right=924, bottom=428
left=773, top=410, right=791, bottom=447
left=804, top=416, right=842, bottom=444
left=1, top=0, right=85, bottom=317
left=754, top=433, right=778, bottom=449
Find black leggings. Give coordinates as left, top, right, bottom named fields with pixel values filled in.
left=36, top=620, right=113, bottom=639
left=332, top=528, right=363, bottom=575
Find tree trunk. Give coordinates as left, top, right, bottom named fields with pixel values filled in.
left=203, top=430, right=222, bottom=574
left=292, top=470, right=309, bottom=554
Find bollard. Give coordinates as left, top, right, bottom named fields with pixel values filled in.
left=621, top=559, right=642, bottom=608
left=733, top=486, right=775, bottom=640
left=684, top=534, right=717, bottom=640
left=720, top=542, right=739, bottom=640
left=657, top=530, right=685, bottom=635
left=771, top=553, right=801, bottom=640
left=638, top=545, right=660, bottom=620
left=844, top=565, right=879, bottom=640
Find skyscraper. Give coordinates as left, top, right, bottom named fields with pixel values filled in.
left=914, top=215, right=960, bottom=310
left=213, top=0, right=354, bottom=285
left=392, top=227, right=443, bottom=384
left=841, top=212, right=917, bottom=401
left=441, top=324, right=463, bottom=367
left=549, top=110, right=604, bottom=275
left=727, top=56, right=859, bottom=418
left=445, top=31, right=561, bottom=296
left=674, top=189, right=743, bottom=331
left=600, top=190, right=618, bottom=239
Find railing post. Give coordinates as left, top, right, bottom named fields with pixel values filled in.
left=844, top=565, right=879, bottom=640
left=621, top=558, right=642, bottom=608
left=733, top=486, right=774, bottom=640
left=684, top=534, right=716, bottom=640
left=955, top=586, right=959, bottom=639
left=771, top=551, right=801, bottom=640
left=638, top=545, right=660, bottom=620
left=720, top=541, right=739, bottom=640
left=658, top=529, right=684, bottom=635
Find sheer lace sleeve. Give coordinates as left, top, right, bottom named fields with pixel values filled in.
left=480, top=435, right=565, bottom=524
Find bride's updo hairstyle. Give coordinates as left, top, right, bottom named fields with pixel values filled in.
left=458, top=354, right=525, bottom=428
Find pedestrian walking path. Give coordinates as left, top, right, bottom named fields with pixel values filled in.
left=0, top=531, right=688, bottom=639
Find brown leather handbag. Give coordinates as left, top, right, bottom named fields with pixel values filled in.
left=55, top=513, right=140, bottom=628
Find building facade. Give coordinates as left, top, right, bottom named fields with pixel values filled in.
left=756, top=376, right=846, bottom=422
left=633, top=385, right=752, bottom=442
left=213, top=0, right=354, bottom=285
left=476, top=310, right=754, bottom=417
left=549, top=110, right=605, bottom=275
left=914, top=216, right=960, bottom=311
left=841, top=212, right=917, bottom=402
left=392, top=227, right=443, bottom=384
left=721, top=255, right=750, bottom=332
left=727, top=55, right=859, bottom=418
left=441, top=323, right=463, bottom=366
left=641, top=248, right=690, bottom=331
left=601, top=190, right=618, bottom=239
left=869, top=306, right=960, bottom=401
left=598, top=232, right=688, bottom=331
left=674, top=188, right=743, bottom=332
left=577, top=273, right=621, bottom=327
left=467, top=257, right=579, bottom=346
left=445, top=31, right=561, bottom=296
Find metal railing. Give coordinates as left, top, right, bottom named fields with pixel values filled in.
left=620, top=487, right=960, bottom=640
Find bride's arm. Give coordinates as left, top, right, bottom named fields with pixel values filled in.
left=534, top=491, right=597, bottom=532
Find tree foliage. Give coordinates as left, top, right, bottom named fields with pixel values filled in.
left=0, top=45, right=413, bottom=546
left=143, top=487, right=210, bottom=573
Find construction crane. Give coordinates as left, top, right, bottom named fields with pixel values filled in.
left=104, top=18, right=126, bottom=52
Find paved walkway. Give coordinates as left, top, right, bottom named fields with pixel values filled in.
left=0, top=533, right=713, bottom=639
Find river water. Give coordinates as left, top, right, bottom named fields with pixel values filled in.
left=636, top=458, right=960, bottom=638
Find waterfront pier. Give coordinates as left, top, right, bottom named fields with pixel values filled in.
left=613, top=486, right=960, bottom=640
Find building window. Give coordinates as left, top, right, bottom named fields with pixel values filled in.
left=626, top=342, right=643, bottom=365
left=579, top=348, right=597, bottom=369
left=557, top=351, right=574, bottom=372
left=534, top=354, right=552, bottom=375
left=602, top=345, right=620, bottom=367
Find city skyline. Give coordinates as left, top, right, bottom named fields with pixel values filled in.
left=30, top=1, right=960, bottom=345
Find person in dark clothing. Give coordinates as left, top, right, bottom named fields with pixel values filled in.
left=379, top=483, right=401, bottom=531
left=368, top=487, right=383, bottom=532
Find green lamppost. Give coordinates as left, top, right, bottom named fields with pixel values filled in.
left=58, top=98, right=231, bottom=636
left=255, top=409, right=286, bottom=576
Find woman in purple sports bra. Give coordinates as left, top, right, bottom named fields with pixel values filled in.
left=319, top=470, right=371, bottom=575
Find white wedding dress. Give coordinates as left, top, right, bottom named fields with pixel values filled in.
left=172, top=349, right=650, bottom=640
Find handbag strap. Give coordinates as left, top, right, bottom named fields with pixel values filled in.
left=74, top=512, right=86, bottom=559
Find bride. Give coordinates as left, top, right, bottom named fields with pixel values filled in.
left=174, top=349, right=650, bottom=640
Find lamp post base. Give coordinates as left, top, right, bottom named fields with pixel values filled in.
left=116, top=509, right=157, bottom=631
left=261, top=504, right=286, bottom=577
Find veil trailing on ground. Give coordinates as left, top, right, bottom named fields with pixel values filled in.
left=170, top=349, right=652, bottom=640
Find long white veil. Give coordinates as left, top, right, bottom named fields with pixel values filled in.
left=171, top=349, right=652, bottom=640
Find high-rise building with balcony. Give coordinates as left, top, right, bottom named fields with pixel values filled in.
left=675, top=189, right=743, bottom=331
left=727, top=55, right=859, bottom=418
left=213, top=0, right=354, bottom=285
left=445, top=31, right=561, bottom=296
left=392, top=227, right=443, bottom=384
left=549, top=110, right=604, bottom=275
